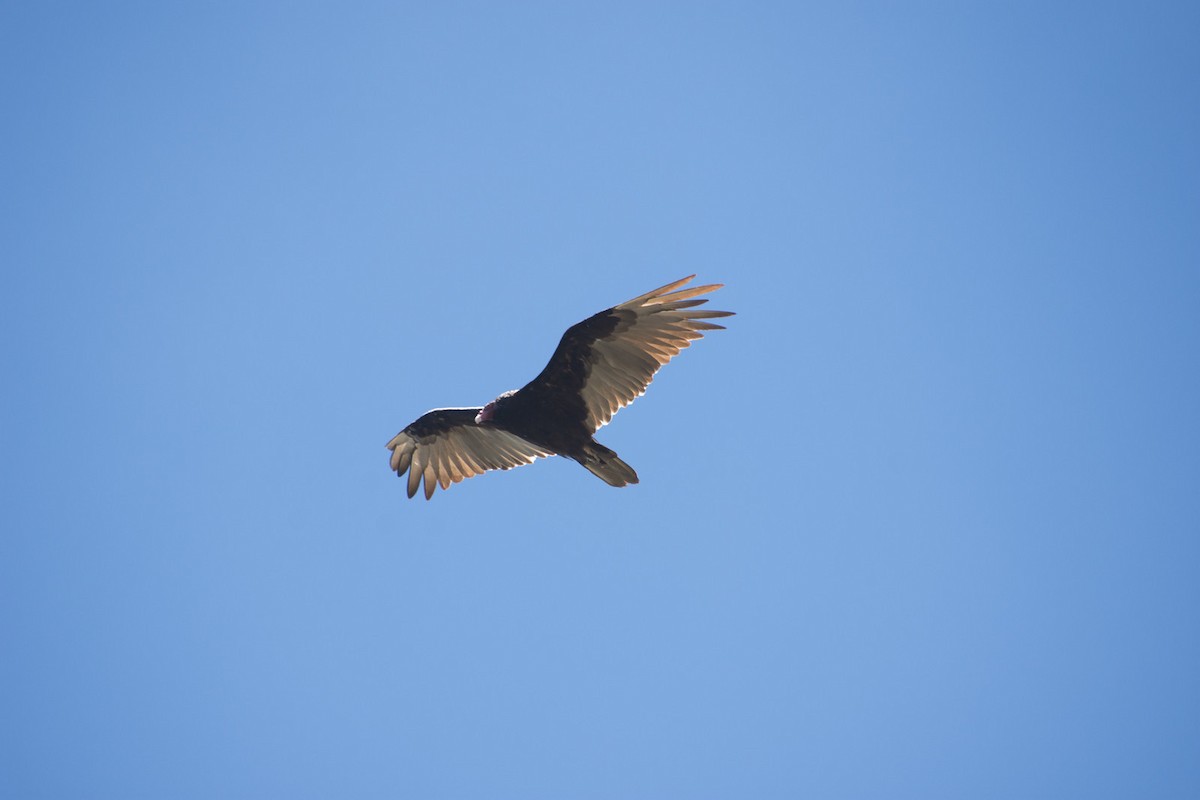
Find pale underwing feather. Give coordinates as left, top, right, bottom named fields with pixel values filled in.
left=576, top=276, right=732, bottom=432
left=387, top=410, right=553, bottom=500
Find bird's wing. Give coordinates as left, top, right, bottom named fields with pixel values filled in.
left=386, top=408, right=554, bottom=500
left=524, top=275, right=733, bottom=433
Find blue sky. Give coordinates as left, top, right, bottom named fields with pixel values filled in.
left=3, top=2, right=1198, bottom=797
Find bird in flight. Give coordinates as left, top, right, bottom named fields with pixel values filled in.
left=386, top=275, right=733, bottom=499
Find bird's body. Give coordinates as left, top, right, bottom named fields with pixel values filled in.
left=387, top=275, right=732, bottom=499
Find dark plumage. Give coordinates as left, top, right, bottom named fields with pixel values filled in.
left=386, top=275, right=733, bottom=499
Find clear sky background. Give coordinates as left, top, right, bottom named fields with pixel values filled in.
left=3, top=3, right=1198, bottom=798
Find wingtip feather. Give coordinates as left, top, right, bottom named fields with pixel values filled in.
left=650, top=283, right=723, bottom=304
left=406, top=451, right=423, bottom=498
left=623, top=275, right=696, bottom=306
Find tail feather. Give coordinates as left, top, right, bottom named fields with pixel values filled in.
left=577, top=441, right=639, bottom=487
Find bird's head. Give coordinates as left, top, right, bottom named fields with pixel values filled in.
left=475, top=389, right=518, bottom=424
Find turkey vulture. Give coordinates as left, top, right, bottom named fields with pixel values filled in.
left=386, top=275, right=733, bottom=499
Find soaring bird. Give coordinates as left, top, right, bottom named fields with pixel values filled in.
left=386, top=275, right=733, bottom=499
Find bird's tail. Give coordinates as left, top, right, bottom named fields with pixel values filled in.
left=577, top=441, right=639, bottom=488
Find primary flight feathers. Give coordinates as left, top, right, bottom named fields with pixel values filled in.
left=386, top=275, right=733, bottom=499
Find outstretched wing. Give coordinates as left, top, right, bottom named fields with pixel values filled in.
left=523, top=275, right=733, bottom=433
left=386, top=408, right=553, bottom=500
